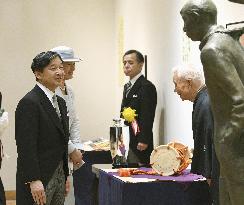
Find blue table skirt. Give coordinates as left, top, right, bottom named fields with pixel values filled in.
left=99, top=170, right=211, bottom=205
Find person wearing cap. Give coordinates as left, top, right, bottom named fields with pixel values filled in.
left=15, top=51, right=70, bottom=205
left=51, top=46, right=84, bottom=204
left=51, top=46, right=83, bottom=168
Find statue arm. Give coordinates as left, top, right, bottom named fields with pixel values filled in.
left=201, top=47, right=244, bottom=141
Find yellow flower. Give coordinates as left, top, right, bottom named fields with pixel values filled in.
left=121, top=107, right=137, bottom=123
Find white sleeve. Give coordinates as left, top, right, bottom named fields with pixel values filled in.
left=0, top=112, right=9, bottom=138
left=68, top=140, right=77, bottom=154
left=67, top=87, right=81, bottom=154
left=69, top=110, right=81, bottom=144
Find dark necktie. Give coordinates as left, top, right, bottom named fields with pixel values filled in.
left=52, top=95, right=61, bottom=118
left=125, top=81, right=132, bottom=97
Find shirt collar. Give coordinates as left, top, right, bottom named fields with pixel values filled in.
left=36, top=82, right=55, bottom=106
left=129, top=72, right=142, bottom=86
left=194, top=85, right=207, bottom=103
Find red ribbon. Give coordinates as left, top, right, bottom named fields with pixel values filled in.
left=131, top=120, right=140, bottom=136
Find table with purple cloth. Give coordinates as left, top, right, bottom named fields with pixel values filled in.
left=98, top=168, right=211, bottom=205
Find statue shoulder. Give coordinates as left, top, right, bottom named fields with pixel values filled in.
left=201, top=33, right=234, bottom=62
left=200, top=43, right=219, bottom=63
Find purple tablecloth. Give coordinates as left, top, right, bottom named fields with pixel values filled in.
left=99, top=168, right=211, bottom=205
left=107, top=168, right=205, bottom=182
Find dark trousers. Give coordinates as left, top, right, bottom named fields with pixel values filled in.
left=210, top=177, right=219, bottom=205
left=0, top=178, right=5, bottom=205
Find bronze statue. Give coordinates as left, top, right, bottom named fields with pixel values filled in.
left=181, top=1, right=244, bottom=204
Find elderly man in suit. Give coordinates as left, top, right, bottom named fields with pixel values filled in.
left=181, top=0, right=244, bottom=204
left=173, top=64, right=219, bottom=205
left=120, top=50, right=157, bottom=165
left=15, top=51, right=70, bottom=205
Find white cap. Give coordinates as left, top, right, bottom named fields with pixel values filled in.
left=50, top=46, right=81, bottom=62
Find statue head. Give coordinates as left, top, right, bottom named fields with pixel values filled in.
left=180, top=0, right=217, bottom=41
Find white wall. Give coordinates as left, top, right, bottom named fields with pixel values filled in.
left=0, top=0, right=116, bottom=190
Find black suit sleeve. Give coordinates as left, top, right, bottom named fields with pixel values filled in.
left=201, top=102, right=214, bottom=178
left=137, top=83, right=157, bottom=144
left=15, top=98, right=41, bottom=183
left=192, top=94, right=214, bottom=178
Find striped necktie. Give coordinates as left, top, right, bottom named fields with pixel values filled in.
left=125, top=81, right=132, bottom=97
left=52, top=95, right=61, bottom=118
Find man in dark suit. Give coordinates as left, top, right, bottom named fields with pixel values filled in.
left=121, top=50, right=157, bottom=165
left=15, top=51, right=70, bottom=205
left=173, top=64, right=219, bottom=205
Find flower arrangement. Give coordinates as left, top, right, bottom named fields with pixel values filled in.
left=121, top=107, right=140, bottom=136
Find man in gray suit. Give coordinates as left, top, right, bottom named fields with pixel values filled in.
left=180, top=0, right=244, bottom=204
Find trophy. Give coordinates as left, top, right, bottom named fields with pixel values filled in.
left=110, top=118, right=129, bottom=168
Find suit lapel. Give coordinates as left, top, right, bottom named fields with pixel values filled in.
left=58, top=97, right=69, bottom=142
left=123, top=75, right=144, bottom=107
left=34, top=85, right=65, bottom=135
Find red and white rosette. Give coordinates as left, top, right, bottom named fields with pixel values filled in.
left=121, top=107, right=140, bottom=136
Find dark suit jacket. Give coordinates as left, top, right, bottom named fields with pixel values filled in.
left=192, top=87, right=214, bottom=177
left=15, top=85, right=69, bottom=204
left=192, top=87, right=220, bottom=204
left=121, top=75, right=157, bottom=164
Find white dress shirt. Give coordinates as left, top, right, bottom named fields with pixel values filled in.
left=129, top=72, right=143, bottom=87
left=36, top=82, right=55, bottom=107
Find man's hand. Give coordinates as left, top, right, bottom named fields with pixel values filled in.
left=137, top=142, right=148, bottom=151
left=69, top=149, right=83, bottom=165
left=65, top=177, right=70, bottom=196
left=30, top=180, right=46, bottom=205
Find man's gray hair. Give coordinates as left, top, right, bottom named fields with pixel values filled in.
left=173, top=64, right=205, bottom=83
